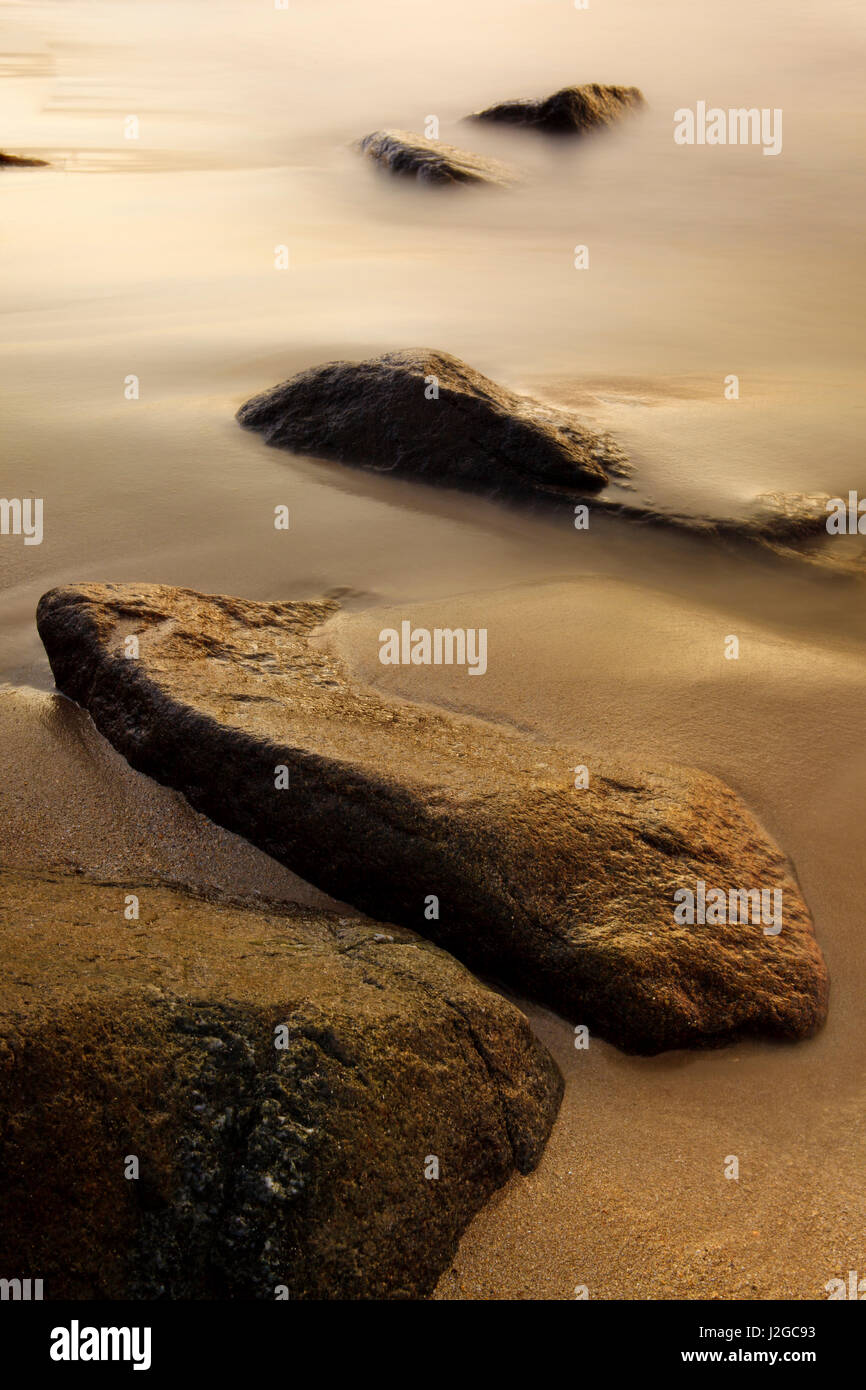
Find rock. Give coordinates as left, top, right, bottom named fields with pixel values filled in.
left=0, top=866, right=561, bottom=1299
left=468, top=83, right=645, bottom=135
left=0, top=151, right=48, bottom=167
left=237, top=349, right=834, bottom=555
left=357, top=130, right=514, bottom=186
left=237, top=349, right=624, bottom=496
left=593, top=490, right=835, bottom=549
left=37, top=583, right=829, bottom=1055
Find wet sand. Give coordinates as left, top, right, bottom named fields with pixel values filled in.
left=0, top=683, right=346, bottom=911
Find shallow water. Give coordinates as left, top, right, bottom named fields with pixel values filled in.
left=2, top=0, right=866, bottom=689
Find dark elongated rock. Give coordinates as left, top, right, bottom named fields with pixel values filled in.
left=594, top=489, right=834, bottom=548
left=37, top=583, right=828, bottom=1055
left=468, top=83, right=645, bottom=134
left=357, top=129, right=514, bottom=186
left=0, top=150, right=48, bottom=167
left=0, top=867, right=561, bottom=1299
left=236, top=349, right=832, bottom=554
left=237, top=349, right=623, bottom=496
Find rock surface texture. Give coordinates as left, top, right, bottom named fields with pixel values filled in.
left=357, top=130, right=515, bottom=185
left=468, top=83, right=645, bottom=135
left=0, top=150, right=48, bottom=167
left=37, top=583, right=829, bottom=1055
left=0, top=867, right=561, bottom=1298
left=237, top=349, right=834, bottom=554
left=237, top=349, right=624, bottom=496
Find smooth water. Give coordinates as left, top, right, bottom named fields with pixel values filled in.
left=1, top=0, right=865, bottom=684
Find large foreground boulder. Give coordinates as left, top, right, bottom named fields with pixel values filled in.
left=37, top=583, right=828, bottom=1055
left=357, top=130, right=514, bottom=186
left=0, top=867, right=561, bottom=1299
left=237, top=349, right=623, bottom=496
left=468, top=83, right=645, bottom=135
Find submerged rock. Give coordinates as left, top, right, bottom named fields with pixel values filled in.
left=592, top=490, right=834, bottom=549
left=37, top=583, right=829, bottom=1055
left=468, top=83, right=645, bottom=135
left=357, top=129, right=514, bottom=186
left=0, top=866, right=561, bottom=1299
left=0, top=151, right=48, bottom=167
left=237, top=349, right=624, bottom=497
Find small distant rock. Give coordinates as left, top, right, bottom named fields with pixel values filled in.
left=468, top=83, right=645, bottom=135
left=237, top=348, right=622, bottom=497
left=357, top=129, right=515, bottom=186
left=0, top=151, right=48, bottom=168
